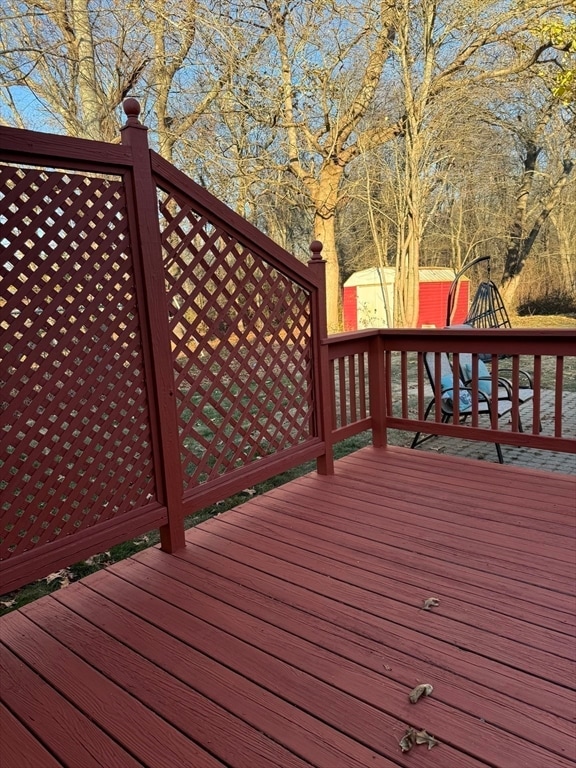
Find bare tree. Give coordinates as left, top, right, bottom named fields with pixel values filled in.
left=499, top=17, right=576, bottom=308
left=499, top=114, right=574, bottom=308
left=549, top=183, right=576, bottom=294
left=228, top=0, right=567, bottom=328
left=2, top=0, right=571, bottom=327
left=129, top=0, right=266, bottom=162
left=0, top=0, right=245, bottom=159
left=379, top=0, right=570, bottom=325
left=226, top=0, right=402, bottom=330
left=0, top=0, right=148, bottom=139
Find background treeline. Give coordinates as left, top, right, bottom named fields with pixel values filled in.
left=1, top=0, right=574, bottom=328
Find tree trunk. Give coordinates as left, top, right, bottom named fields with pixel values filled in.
left=550, top=209, right=576, bottom=293
left=311, top=164, right=344, bottom=332
left=71, top=0, right=103, bottom=140
left=500, top=158, right=574, bottom=308
left=394, top=215, right=420, bottom=327
left=394, top=126, right=422, bottom=327
left=499, top=141, right=539, bottom=307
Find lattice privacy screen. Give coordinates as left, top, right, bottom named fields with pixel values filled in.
left=1, top=165, right=156, bottom=560
left=157, top=188, right=314, bottom=489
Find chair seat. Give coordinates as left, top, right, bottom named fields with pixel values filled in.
left=498, top=386, right=533, bottom=404
left=442, top=396, right=512, bottom=417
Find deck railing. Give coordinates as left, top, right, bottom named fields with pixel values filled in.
left=325, top=328, right=576, bottom=454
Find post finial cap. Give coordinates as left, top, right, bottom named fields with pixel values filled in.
left=309, top=240, right=324, bottom=260
left=123, top=98, right=141, bottom=124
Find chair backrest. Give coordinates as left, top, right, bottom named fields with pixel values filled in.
left=446, top=329, right=488, bottom=388
left=425, top=345, right=490, bottom=393
left=446, top=323, right=493, bottom=363
left=423, top=351, right=453, bottom=387
left=464, top=280, right=511, bottom=329
left=423, top=351, right=472, bottom=414
left=458, top=353, right=492, bottom=396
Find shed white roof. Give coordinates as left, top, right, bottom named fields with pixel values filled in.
left=344, top=266, right=469, bottom=287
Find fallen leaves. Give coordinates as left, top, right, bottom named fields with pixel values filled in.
left=84, top=551, right=113, bottom=567
left=45, top=569, right=71, bottom=589
left=409, top=683, right=434, bottom=703
left=399, top=728, right=416, bottom=753
left=401, top=619, right=437, bottom=752
left=422, top=596, right=440, bottom=611
left=400, top=727, right=439, bottom=752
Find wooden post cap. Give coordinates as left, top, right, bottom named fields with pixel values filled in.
left=123, top=98, right=142, bottom=125
left=309, top=240, right=324, bottom=260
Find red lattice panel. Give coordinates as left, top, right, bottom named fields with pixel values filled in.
left=1, top=165, right=156, bottom=560
left=157, top=189, right=314, bottom=489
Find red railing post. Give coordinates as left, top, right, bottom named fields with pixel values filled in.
left=121, top=99, right=185, bottom=552
left=369, top=332, right=387, bottom=447
left=308, top=240, right=334, bottom=474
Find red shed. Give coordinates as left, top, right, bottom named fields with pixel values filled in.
left=343, top=267, right=469, bottom=330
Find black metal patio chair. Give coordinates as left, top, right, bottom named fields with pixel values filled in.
left=410, top=351, right=516, bottom=463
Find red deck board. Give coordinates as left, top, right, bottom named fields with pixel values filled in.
left=242, top=491, right=576, bottom=616
left=0, top=704, right=63, bottom=768
left=318, top=455, right=576, bottom=537
left=140, top=547, right=574, bottom=758
left=259, top=480, right=575, bottom=592
left=357, top=447, right=576, bottom=502
left=228, top=500, right=575, bottom=629
left=108, top=562, right=573, bottom=768
left=0, top=644, right=141, bottom=768
left=202, top=513, right=574, bottom=663
left=339, top=457, right=576, bottom=533
left=295, top=457, right=576, bottom=537
left=341, top=457, right=576, bottom=531
left=184, top=522, right=574, bottom=684
left=159, top=545, right=574, bottom=721
left=287, top=475, right=575, bottom=571
left=20, top=598, right=312, bottom=768
left=233, top=497, right=576, bottom=612
left=1, top=446, right=575, bottom=767
left=51, top=585, right=398, bottom=768
left=220, top=506, right=576, bottom=637
left=86, top=566, right=478, bottom=768
left=1, top=613, right=225, bottom=768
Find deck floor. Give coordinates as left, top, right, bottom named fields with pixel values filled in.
left=1, top=446, right=575, bottom=768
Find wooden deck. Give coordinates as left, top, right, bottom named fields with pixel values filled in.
left=2, top=446, right=575, bottom=768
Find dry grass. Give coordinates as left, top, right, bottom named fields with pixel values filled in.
left=510, top=314, right=576, bottom=328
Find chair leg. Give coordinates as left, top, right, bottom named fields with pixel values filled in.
left=410, top=431, right=422, bottom=449
left=495, top=442, right=504, bottom=464
left=411, top=400, right=437, bottom=449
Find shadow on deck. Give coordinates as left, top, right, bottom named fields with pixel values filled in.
left=2, top=446, right=575, bottom=768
